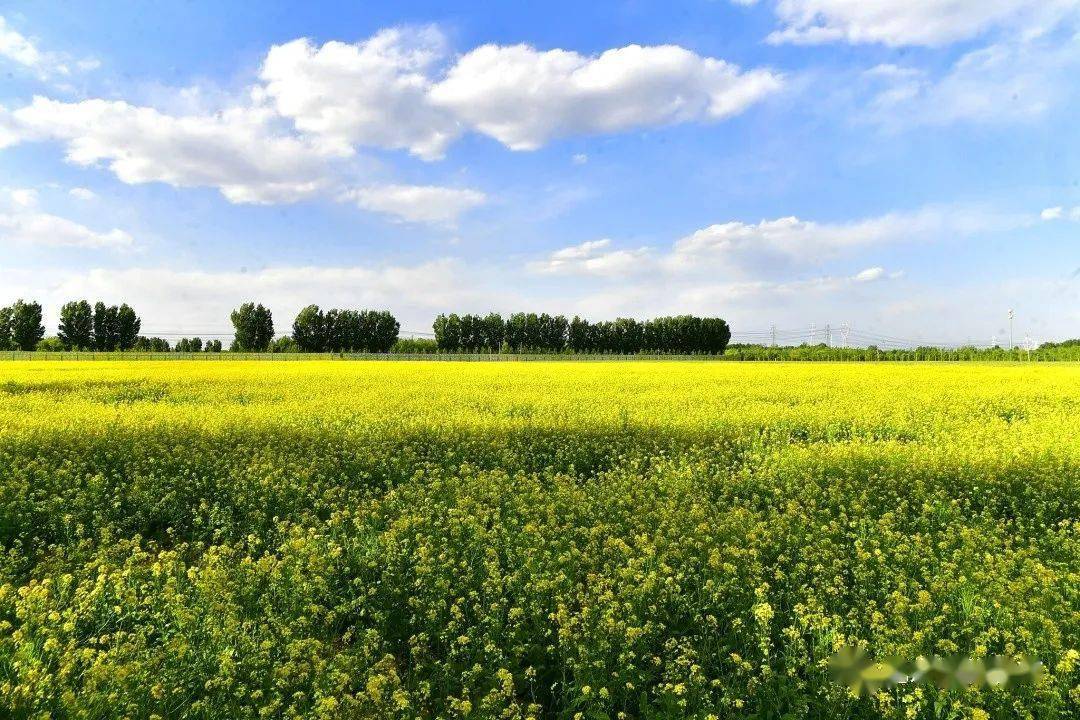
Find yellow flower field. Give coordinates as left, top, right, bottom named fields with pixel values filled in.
left=0, top=361, right=1077, bottom=718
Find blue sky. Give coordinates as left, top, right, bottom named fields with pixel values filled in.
left=1, top=0, right=1078, bottom=345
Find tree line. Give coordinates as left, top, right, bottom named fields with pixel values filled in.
left=10, top=296, right=1075, bottom=360
left=291, top=305, right=400, bottom=352
left=433, top=313, right=732, bottom=354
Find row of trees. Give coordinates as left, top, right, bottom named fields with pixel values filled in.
left=291, top=306, right=401, bottom=353
left=57, top=301, right=142, bottom=350
left=721, top=342, right=1080, bottom=362
left=172, top=338, right=224, bottom=353
left=432, top=313, right=732, bottom=354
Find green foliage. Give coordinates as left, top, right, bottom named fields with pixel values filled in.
left=721, top=343, right=1080, bottom=362
left=270, top=335, right=298, bottom=353
left=93, top=301, right=120, bottom=350
left=291, top=306, right=400, bottom=352
left=392, top=337, right=440, bottom=353
left=292, top=304, right=325, bottom=351
left=133, top=336, right=172, bottom=352
left=8, top=299, right=45, bottom=350
left=35, top=336, right=66, bottom=351
left=0, top=305, right=12, bottom=351
left=230, top=302, right=274, bottom=351
left=58, top=300, right=94, bottom=350
left=116, top=303, right=141, bottom=350
left=435, top=313, right=731, bottom=354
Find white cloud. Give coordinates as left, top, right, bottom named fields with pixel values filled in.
left=0, top=15, right=44, bottom=68
left=0, top=105, right=21, bottom=149
left=853, top=266, right=903, bottom=283
left=1042, top=206, right=1065, bottom=220
left=1042, top=205, right=1080, bottom=221
left=343, top=184, right=486, bottom=225
left=865, top=35, right=1080, bottom=127
left=853, top=266, right=886, bottom=282
left=428, top=43, right=781, bottom=150
left=257, top=27, right=458, bottom=160
left=9, top=97, right=346, bottom=204
left=69, top=187, right=97, bottom=201
left=4, top=96, right=487, bottom=222
left=6, top=187, right=38, bottom=208
left=256, top=31, right=781, bottom=155
left=0, top=187, right=132, bottom=249
left=0, top=14, right=98, bottom=78
left=3, top=29, right=777, bottom=213
left=530, top=238, right=651, bottom=277
left=572, top=153, right=588, bottom=165
left=763, top=0, right=1080, bottom=47
left=0, top=212, right=133, bottom=249
left=535, top=206, right=1026, bottom=283
left=665, top=206, right=1017, bottom=274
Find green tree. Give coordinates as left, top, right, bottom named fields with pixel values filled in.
left=93, top=302, right=120, bottom=350
left=116, top=304, right=141, bottom=350
left=270, top=336, right=298, bottom=353
left=230, top=302, right=274, bottom=351
left=10, top=299, right=45, bottom=350
left=369, top=310, right=399, bottom=352
left=58, top=300, right=94, bottom=350
left=0, top=305, right=14, bottom=351
left=433, top=313, right=463, bottom=352
left=568, top=316, right=590, bottom=353
left=292, top=304, right=326, bottom=352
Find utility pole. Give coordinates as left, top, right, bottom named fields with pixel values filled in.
left=1008, top=309, right=1014, bottom=349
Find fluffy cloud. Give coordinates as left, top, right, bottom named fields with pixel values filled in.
left=1042, top=205, right=1080, bottom=221
left=69, top=187, right=97, bottom=201
left=428, top=43, right=781, bottom=150
left=853, top=266, right=904, bottom=282
left=8, top=97, right=344, bottom=204
left=0, top=15, right=44, bottom=68
left=257, top=27, right=458, bottom=160
left=0, top=187, right=132, bottom=249
left=342, top=184, right=486, bottom=225
left=530, top=238, right=651, bottom=276
left=255, top=30, right=780, bottom=155
left=4, top=96, right=486, bottom=223
left=0, top=14, right=97, bottom=78
left=762, top=0, right=1080, bottom=46
left=2, top=28, right=777, bottom=213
